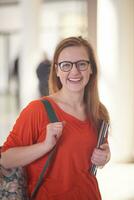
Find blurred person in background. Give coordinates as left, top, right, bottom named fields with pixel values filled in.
left=1, top=36, right=111, bottom=200
left=36, top=52, right=51, bottom=97
left=9, top=56, right=20, bottom=110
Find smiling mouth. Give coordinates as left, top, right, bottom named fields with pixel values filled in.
left=68, top=78, right=81, bottom=82
left=68, top=78, right=82, bottom=83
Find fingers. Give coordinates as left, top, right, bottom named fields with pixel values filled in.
left=91, top=143, right=111, bottom=167
left=47, top=121, right=65, bottom=130
left=91, top=149, right=107, bottom=166
left=48, top=121, right=64, bottom=135
left=46, top=121, right=65, bottom=142
left=100, top=143, right=109, bottom=151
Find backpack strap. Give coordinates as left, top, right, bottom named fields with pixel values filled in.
left=31, top=99, right=59, bottom=199
left=41, top=99, right=59, bottom=122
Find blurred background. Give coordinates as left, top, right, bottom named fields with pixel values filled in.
left=0, top=0, right=134, bottom=199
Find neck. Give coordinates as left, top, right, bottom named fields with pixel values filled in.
left=57, top=89, right=85, bottom=107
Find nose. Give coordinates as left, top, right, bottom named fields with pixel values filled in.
left=71, top=63, right=80, bottom=74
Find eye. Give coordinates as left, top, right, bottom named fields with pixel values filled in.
left=60, top=62, right=72, bottom=71
left=77, top=61, right=88, bottom=70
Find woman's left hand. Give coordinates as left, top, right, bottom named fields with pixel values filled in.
left=91, top=143, right=111, bottom=168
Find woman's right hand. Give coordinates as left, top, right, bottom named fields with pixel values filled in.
left=1, top=121, right=65, bottom=168
left=44, top=121, right=65, bottom=151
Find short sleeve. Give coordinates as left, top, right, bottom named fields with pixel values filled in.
left=1, top=100, right=49, bottom=152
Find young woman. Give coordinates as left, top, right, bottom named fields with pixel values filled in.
left=1, top=36, right=111, bottom=200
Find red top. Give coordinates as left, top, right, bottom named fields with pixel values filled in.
left=2, top=97, right=101, bottom=200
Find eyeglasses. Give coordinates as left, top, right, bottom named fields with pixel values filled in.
left=57, top=60, right=90, bottom=72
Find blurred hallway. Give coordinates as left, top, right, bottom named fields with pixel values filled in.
left=98, top=162, right=134, bottom=200
left=0, top=0, right=134, bottom=200
left=0, top=93, right=18, bottom=145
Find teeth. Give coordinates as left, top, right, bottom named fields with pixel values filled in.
left=69, top=78, right=81, bottom=81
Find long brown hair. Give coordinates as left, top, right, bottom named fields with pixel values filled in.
left=49, top=36, right=110, bottom=129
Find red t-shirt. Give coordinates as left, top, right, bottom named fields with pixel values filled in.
left=2, top=97, right=101, bottom=200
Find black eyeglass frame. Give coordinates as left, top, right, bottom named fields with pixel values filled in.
left=57, top=60, right=90, bottom=72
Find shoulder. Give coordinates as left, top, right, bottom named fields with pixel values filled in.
left=18, top=98, right=49, bottom=122
left=21, top=99, right=43, bottom=113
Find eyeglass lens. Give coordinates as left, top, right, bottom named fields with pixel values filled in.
left=59, top=60, right=90, bottom=72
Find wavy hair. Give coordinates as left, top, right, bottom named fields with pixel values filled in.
left=49, top=36, right=110, bottom=129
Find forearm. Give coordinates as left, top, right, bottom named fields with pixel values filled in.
left=1, top=142, right=50, bottom=168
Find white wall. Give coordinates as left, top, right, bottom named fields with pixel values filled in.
left=98, top=0, right=134, bottom=162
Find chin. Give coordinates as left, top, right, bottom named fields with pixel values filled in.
left=67, top=86, right=84, bottom=93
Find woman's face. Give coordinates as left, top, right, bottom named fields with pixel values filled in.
left=56, top=46, right=92, bottom=93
